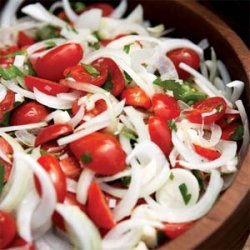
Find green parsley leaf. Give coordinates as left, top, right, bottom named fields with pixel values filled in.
left=0, top=65, right=24, bottom=80
left=179, top=183, right=192, bottom=205
left=231, top=125, right=244, bottom=141
left=122, top=128, right=138, bottom=141
left=37, top=25, right=59, bottom=40
left=0, top=162, right=4, bottom=194
left=45, top=40, right=57, bottom=49
left=65, top=71, right=72, bottom=78
left=102, top=71, right=113, bottom=92
left=88, top=42, right=100, bottom=50
left=169, top=172, right=175, bottom=180
left=192, top=170, right=205, bottom=192
left=67, top=25, right=78, bottom=34
left=216, top=104, right=223, bottom=113
left=81, top=151, right=92, bottom=164
left=3, top=50, right=26, bottom=58
left=124, top=71, right=132, bottom=84
left=82, top=63, right=100, bottom=77
left=168, top=120, right=177, bottom=132
left=123, top=44, right=132, bottom=54
left=121, top=176, right=131, bottom=187
left=40, top=149, right=48, bottom=155
left=72, top=2, right=86, bottom=12
left=23, top=60, right=35, bottom=76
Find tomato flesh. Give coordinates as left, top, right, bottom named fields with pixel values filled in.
left=0, top=90, right=15, bottom=122
left=167, top=48, right=200, bottom=80
left=70, top=132, right=126, bottom=175
left=193, top=144, right=221, bottom=161
left=148, top=116, right=173, bottom=156
left=163, top=222, right=194, bottom=239
left=216, top=113, right=240, bottom=129
left=152, top=93, right=180, bottom=121
left=35, top=43, right=83, bottom=81
left=17, top=31, right=35, bottom=48
left=187, top=97, right=227, bottom=124
left=221, top=123, right=242, bottom=141
left=0, top=210, right=17, bottom=249
left=87, top=182, right=115, bottom=229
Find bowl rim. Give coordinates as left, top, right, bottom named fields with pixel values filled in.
left=157, top=0, right=250, bottom=249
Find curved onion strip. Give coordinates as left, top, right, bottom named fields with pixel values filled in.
left=146, top=170, right=223, bottom=223
left=0, top=122, right=47, bottom=133
left=110, top=0, right=127, bottom=19
left=7, top=83, right=35, bottom=100
left=119, top=133, right=133, bottom=154
left=217, top=60, right=231, bottom=84
left=100, top=183, right=127, bottom=198
left=96, top=169, right=131, bottom=183
left=113, top=160, right=142, bottom=221
left=56, top=204, right=101, bottom=250
left=226, top=80, right=244, bottom=103
left=0, top=148, right=11, bottom=164
left=68, top=105, right=85, bottom=128
left=15, top=130, right=36, bottom=147
left=66, top=178, right=77, bottom=193
left=62, top=0, right=78, bottom=23
left=13, top=152, right=57, bottom=232
left=126, top=4, right=143, bottom=23
left=0, top=85, right=7, bottom=103
left=34, top=88, right=73, bottom=110
left=169, top=148, right=179, bottom=167
left=49, top=1, right=63, bottom=13
left=76, top=168, right=95, bottom=205
left=178, top=141, right=237, bottom=171
left=0, top=132, right=24, bottom=152
left=76, top=9, right=102, bottom=31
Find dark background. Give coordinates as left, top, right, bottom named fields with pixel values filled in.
left=0, top=0, right=249, bottom=48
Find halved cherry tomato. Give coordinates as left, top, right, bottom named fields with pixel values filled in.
left=17, top=31, right=35, bottom=48
left=6, top=235, right=35, bottom=250
left=193, top=144, right=221, bottom=161
left=25, top=75, right=70, bottom=96
left=187, top=97, right=226, bottom=124
left=87, top=182, right=115, bottom=229
left=94, top=58, right=125, bottom=96
left=216, top=113, right=240, bottom=129
left=35, top=124, right=73, bottom=146
left=121, top=86, right=151, bottom=109
left=167, top=48, right=200, bottom=80
left=10, top=101, right=49, bottom=126
left=35, top=43, right=83, bottom=81
left=163, top=222, right=194, bottom=239
left=36, top=154, right=66, bottom=202
left=0, top=90, right=15, bottom=122
left=52, top=192, right=86, bottom=231
left=221, top=123, right=243, bottom=141
left=59, top=154, right=82, bottom=180
left=0, top=46, right=19, bottom=66
left=148, top=116, right=172, bottom=156
left=0, top=210, right=17, bottom=249
left=41, top=142, right=67, bottom=154
left=152, top=93, right=180, bottom=121
left=64, top=62, right=108, bottom=87
left=85, top=3, right=114, bottom=17
left=70, top=132, right=126, bottom=175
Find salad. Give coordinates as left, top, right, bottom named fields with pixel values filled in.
left=0, top=0, right=249, bottom=249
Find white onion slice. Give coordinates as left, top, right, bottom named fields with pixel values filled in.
left=14, top=55, right=26, bottom=68
left=217, top=60, right=231, bottom=84
left=226, top=80, right=244, bottom=103
left=0, top=85, right=7, bottom=103
left=56, top=204, right=101, bottom=250
left=68, top=105, right=85, bottom=128
left=15, top=130, right=36, bottom=147
left=126, top=4, right=143, bottom=24
left=62, top=0, right=78, bottom=23
left=49, top=1, right=63, bottom=13
left=119, top=133, right=133, bottom=154
left=76, top=9, right=102, bottom=31
left=110, top=0, right=127, bottom=19
left=66, top=178, right=77, bottom=193
left=76, top=168, right=95, bottom=205
left=0, top=148, right=11, bottom=164
left=96, top=169, right=131, bottom=183
left=7, top=83, right=35, bottom=100
left=0, top=122, right=47, bottom=133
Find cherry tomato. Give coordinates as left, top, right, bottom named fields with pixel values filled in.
left=0, top=46, right=19, bottom=66
left=167, top=48, right=200, bottom=80
left=17, top=31, right=35, bottom=48
left=35, top=124, right=73, bottom=146
left=121, top=86, right=151, bottom=109
left=70, top=132, right=126, bottom=175
left=41, top=142, right=67, bottom=154
left=187, top=97, right=227, bottom=124
left=94, top=58, right=125, bottom=96
left=6, top=235, right=35, bottom=250
left=0, top=210, right=17, bottom=249
left=64, top=61, right=108, bottom=87
left=85, top=3, right=114, bottom=17
left=148, top=116, right=173, bottom=156
left=216, top=113, right=240, bottom=129
left=10, top=101, right=49, bottom=126
left=221, top=123, right=243, bottom=141
left=163, top=222, right=194, bottom=239
left=87, top=182, right=115, bottom=229
left=193, top=144, right=221, bottom=161
left=0, top=90, right=15, bottom=122
left=152, top=93, right=180, bottom=121
left=59, top=154, right=82, bottom=180
left=36, top=154, right=66, bottom=202
left=35, top=43, right=83, bottom=81
left=25, top=75, right=70, bottom=96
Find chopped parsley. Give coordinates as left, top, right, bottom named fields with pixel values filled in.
left=2, top=50, right=26, bottom=58
left=45, top=40, right=57, bottom=49
left=0, top=65, right=24, bottom=80
left=169, top=172, right=175, bottom=180
left=231, top=125, right=244, bottom=141
left=37, top=25, right=59, bottom=40
left=168, top=120, right=177, bottom=132
left=121, top=176, right=131, bottom=187
left=124, top=71, right=132, bottom=84
left=122, top=128, right=138, bottom=141
left=81, top=151, right=92, bottom=164
left=0, top=162, right=5, bottom=194
left=40, top=149, right=48, bottom=155
left=102, top=71, right=113, bottom=92
left=123, top=44, right=132, bottom=54
left=82, top=63, right=100, bottom=77
left=88, top=42, right=100, bottom=50
left=192, top=170, right=205, bottom=192
left=216, top=104, right=223, bottom=113
left=72, top=2, right=86, bottom=13
left=179, top=183, right=192, bottom=205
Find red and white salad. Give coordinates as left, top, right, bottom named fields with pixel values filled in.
left=0, top=0, right=249, bottom=249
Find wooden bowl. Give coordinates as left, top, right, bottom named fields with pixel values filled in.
left=128, top=0, right=250, bottom=249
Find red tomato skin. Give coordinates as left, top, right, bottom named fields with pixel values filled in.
left=148, top=116, right=173, bottom=156
left=35, top=43, right=83, bottom=81
left=193, top=144, right=221, bottom=161
left=5, top=235, right=35, bottom=250
left=187, top=97, right=227, bottom=124
left=95, top=58, right=125, bottom=96
left=121, top=87, right=151, bottom=109
left=17, top=31, right=35, bottom=48
left=64, top=63, right=108, bottom=87
left=25, top=75, right=70, bottom=96
left=35, top=124, right=73, bottom=146
left=221, top=123, right=241, bottom=141
left=152, top=93, right=180, bottom=121
left=85, top=3, right=114, bottom=17
left=0, top=46, right=19, bottom=66
left=0, top=211, right=17, bottom=249
left=167, top=48, right=200, bottom=80
left=163, top=222, right=194, bottom=239
left=216, top=113, right=240, bottom=129
left=0, top=90, right=15, bottom=122
left=36, top=154, right=67, bottom=202
left=10, top=101, right=49, bottom=126
left=70, top=132, right=126, bottom=175
left=87, top=182, right=115, bottom=229
left=41, top=142, right=67, bottom=154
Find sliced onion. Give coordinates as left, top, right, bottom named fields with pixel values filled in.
left=0, top=148, right=11, bottom=164
left=68, top=105, right=85, bottom=128
left=126, top=4, right=143, bottom=24
left=76, top=9, right=102, bottom=31
left=226, top=80, right=244, bottom=103
left=0, top=132, right=24, bottom=152
left=62, top=0, right=78, bottom=23
left=15, top=130, right=36, bottom=147
left=14, top=55, right=26, bottom=68
left=56, top=204, right=101, bottom=250
left=96, top=169, right=131, bottom=183
left=66, top=178, right=77, bottom=193
left=0, top=122, right=47, bottom=133
left=49, top=1, right=63, bottom=13
left=100, top=183, right=127, bottom=198
left=76, top=168, right=95, bottom=205
left=7, top=83, right=35, bottom=100
left=109, top=0, right=127, bottom=19
left=198, top=38, right=209, bottom=50
left=0, top=85, right=7, bottom=103
left=217, top=60, right=231, bottom=84
left=34, top=88, right=73, bottom=110
left=119, top=133, right=133, bottom=154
